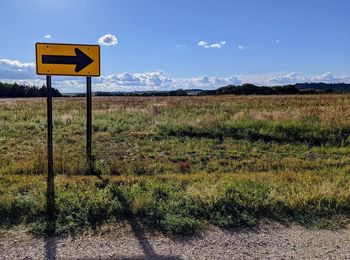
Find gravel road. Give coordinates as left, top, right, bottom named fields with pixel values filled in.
left=1, top=222, right=349, bottom=259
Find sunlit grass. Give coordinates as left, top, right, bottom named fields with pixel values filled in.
left=1, top=95, right=350, bottom=234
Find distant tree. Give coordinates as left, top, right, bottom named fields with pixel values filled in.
left=168, top=89, right=188, bottom=96
left=0, top=82, right=62, bottom=98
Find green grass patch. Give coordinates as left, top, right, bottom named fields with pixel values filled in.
left=1, top=172, right=350, bottom=236
left=2, top=96, right=350, bottom=235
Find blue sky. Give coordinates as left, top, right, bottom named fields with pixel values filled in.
left=1, top=0, right=350, bottom=92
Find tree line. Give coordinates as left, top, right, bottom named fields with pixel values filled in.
left=0, top=82, right=62, bottom=98
left=94, top=83, right=345, bottom=97
left=199, top=84, right=334, bottom=95
left=1, top=81, right=348, bottom=98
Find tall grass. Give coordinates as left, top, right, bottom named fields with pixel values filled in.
left=2, top=95, right=350, bottom=176
left=1, top=95, right=350, bottom=234
left=1, top=172, right=350, bottom=235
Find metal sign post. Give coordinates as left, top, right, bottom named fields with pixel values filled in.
left=86, top=76, right=93, bottom=173
left=46, top=75, right=55, bottom=228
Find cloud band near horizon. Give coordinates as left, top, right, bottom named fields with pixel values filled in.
left=0, top=58, right=349, bottom=93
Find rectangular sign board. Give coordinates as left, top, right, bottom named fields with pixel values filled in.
left=36, top=43, right=100, bottom=77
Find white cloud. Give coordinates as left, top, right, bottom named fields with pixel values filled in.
left=238, top=45, right=247, bottom=50
left=269, top=72, right=305, bottom=85
left=237, top=72, right=307, bottom=86
left=209, top=44, right=222, bottom=49
left=98, top=34, right=118, bottom=46
left=93, top=73, right=241, bottom=91
left=198, top=40, right=226, bottom=49
left=98, top=71, right=173, bottom=91
left=176, top=44, right=186, bottom=48
left=310, top=72, right=335, bottom=83
left=0, top=59, right=36, bottom=79
left=267, top=72, right=345, bottom=85
left=231, top=72, right=350, bottom=86
left=1, top=58, right=350, bottom=92
left=174, top=76, right=241, bottom=90
left=44, top=34, right=51, bottom=39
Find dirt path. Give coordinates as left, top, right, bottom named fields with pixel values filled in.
left=1, top=223, right=350, bottom=259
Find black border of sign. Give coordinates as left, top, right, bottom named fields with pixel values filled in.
left=35, top=42, right=101, bottom=77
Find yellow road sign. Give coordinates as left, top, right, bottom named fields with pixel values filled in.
left=36, top=43, right=100, bottom=77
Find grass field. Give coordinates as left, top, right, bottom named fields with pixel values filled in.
left=1, top=95, right=350, bottom=235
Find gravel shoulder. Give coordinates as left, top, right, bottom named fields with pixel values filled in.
left=1, top=222, right=350, bottom=260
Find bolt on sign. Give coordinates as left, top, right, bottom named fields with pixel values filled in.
left=36, top=43, right=100, bottom=76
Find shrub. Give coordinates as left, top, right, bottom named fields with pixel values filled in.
left=160, top=214, right=200, bottom=235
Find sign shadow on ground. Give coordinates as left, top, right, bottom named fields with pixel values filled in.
left=42, top=176, right=181, bottom=260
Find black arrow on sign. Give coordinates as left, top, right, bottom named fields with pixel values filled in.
left=42, top=48, right=94, bottom=72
